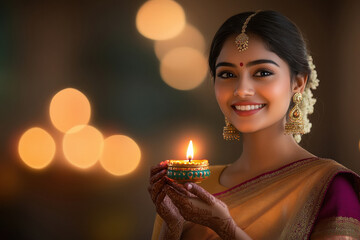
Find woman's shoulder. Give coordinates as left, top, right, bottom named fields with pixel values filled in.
left=305, top=157, right=359, bottom=175
left=314, top=157, right=360, bottom=177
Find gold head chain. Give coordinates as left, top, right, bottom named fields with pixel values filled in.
left=235, top=11, right=261, bottom=52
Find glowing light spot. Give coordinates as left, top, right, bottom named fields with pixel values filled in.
left=63, top=125, right=103, bottom=169
left=154, top=24, right=206, bottom=60
left=186, top=140, right=194, bottom=160
left=100, top=135, right=141, bottom=176
left=18, top=127, right=55, bottom=169
left=160, top=47, right=208, bottom=90
left=50, top=88, right=91, bottom=133
left=136, top=0, right=186, bottom=40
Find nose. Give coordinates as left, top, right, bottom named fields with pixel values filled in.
left=233, top=77, right=255, bottom=97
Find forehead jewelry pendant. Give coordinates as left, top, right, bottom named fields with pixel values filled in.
left=235, top=11, right=260, bottom=52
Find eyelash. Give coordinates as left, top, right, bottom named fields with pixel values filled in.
left=254, top=70, right=273, bottom=77
left=216, top=70, right=274, bottom=79
left=217, top=71, right=235, bottom=79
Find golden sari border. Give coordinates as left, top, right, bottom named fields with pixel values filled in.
left=310, top=217, right=360, bottom=239
left=287, top=168, right=360, bottom=239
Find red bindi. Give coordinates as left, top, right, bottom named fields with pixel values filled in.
left=239, top=62, right=244, bottom=67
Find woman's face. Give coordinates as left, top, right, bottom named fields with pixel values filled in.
left=214, top=34, right=293, bottom=134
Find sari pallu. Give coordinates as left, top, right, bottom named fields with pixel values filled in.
left=151, top=158, right=360, bottom=239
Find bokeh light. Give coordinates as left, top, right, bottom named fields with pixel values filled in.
left=160, top=47, right=208, bottom=90
left=18, top=127, right=56, bottom=169
left=136, top=0, right=186, bottom=40
left=154, top=24, right=206, bottom=60
left=100, top=135, right=141, bottom=176
left=63, top=125, right=103, bottom=169
left=49, top=88, right=91, bottom=133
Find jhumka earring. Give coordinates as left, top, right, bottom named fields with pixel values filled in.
left=235, top=11, right=260, bottom=52
left=285, top=92, right=305, bottom=135
left=223, top=117, right=240, bottom=141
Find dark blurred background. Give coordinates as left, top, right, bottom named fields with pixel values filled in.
left=0, top=0, right=359, bottom=239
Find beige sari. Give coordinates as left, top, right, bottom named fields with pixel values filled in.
left=151, top=158, right=360, bottom=239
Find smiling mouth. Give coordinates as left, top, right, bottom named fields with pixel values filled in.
left=232, top=104, right=266, bottom=111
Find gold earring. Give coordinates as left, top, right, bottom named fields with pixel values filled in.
left=223, top=117, right=240, bottom=141
left=285, top=92, right=305, bottom=135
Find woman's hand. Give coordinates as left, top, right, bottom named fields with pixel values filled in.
left=166, top=181, right=250, bottom=240
left=148, top=161, right=184, bottom=239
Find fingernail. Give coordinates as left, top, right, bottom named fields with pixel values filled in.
left=186, top=183, right=192, bottom=190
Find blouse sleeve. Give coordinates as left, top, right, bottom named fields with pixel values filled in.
left=151, top=214, right=163, bottom=240
left=310, top=173, right=360, bottom=239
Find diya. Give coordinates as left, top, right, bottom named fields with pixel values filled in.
left=167, top=140, right=210, bottom=183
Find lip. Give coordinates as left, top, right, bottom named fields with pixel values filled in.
left=231, top=102, right=266, bottom=116
left=232, top=102, right=265, bottom=106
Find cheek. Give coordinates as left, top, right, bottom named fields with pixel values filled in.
left=266, top=78, right=290, bottom=95
left=214, top=81, right=232, bottom=113
left=262, top=80, right=292, bottom=111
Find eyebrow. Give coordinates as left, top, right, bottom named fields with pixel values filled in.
left=215, top=59, right=280, bottom=69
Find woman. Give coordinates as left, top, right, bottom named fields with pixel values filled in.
left=149, top=11, right=360, bottom=239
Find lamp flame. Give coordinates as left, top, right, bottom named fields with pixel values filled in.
left=187, top=140, right=194, bottom=161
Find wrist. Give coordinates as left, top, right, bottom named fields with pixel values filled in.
left=214, top=219, right=252, bottom=240
left=167, top=220, right=184, bottom=231
left=163, top=221, right=184, bottom=240
left=211, top=217, right=237, bottom=240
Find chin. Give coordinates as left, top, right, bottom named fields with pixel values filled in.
left=234, top=125, right=262, bottom=134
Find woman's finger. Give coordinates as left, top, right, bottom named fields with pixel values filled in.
left=166, top=185, right=189, bottom=208
left=166, top=179, right=196, bottom=198
left=184, top=183, right=216, bottom=206
left=150, top=161, right=168, bottom=177
left=155, top=189, right=166, bottom=206
left=149, top=177, right=166, bottom=202
left=150, top=169, right=167, bottom=185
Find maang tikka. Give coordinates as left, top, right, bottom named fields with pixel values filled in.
left=285, top=92, right=305, bottom=136
left=223, top=117, right=240, bottom=141
left=235, top=11, right=260, bottom=52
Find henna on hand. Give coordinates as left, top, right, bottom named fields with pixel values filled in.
left=148, top=172, right=166, bottom=203
left=148, top=162, right=185, bottom=239
left=166, top=178, right=197, bottom=198
left=150, top=161, right=168, bottom=177
left=166, top=183, right=237, bottom=240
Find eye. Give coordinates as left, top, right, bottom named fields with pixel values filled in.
left=254, top=70, right=273, bottom=77
left=217, top=71, right=236, bottom=79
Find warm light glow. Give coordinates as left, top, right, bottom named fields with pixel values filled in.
left=63, top=125, right=103, bottom=169
left=187, top=140, right=194, bottom=160
left=18, top=127, right=55, bottom=169
left=136, top=0, right=186, bottom=40
left=49, top=88, right=91, bottom=133
left=100, top=135, right=141, bottom=176
left=160, top=47, right=208, bottom=90
left=154, top=23, right=206, bottom=60
left=168, top=159, right=208, bottom=165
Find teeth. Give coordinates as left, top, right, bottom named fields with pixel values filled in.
left=235, top=104, right=265, bottom=111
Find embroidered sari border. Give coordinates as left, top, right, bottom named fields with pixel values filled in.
left=213, top=157, right=319, bottom=198
left=289, top=168, right=352, bottom=239
left=310, top=216, right=360, bottom=239
left=306, top=170, right=360, bottom=239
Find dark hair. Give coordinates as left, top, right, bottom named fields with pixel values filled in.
left=209, top=11, right=311, bottom=81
